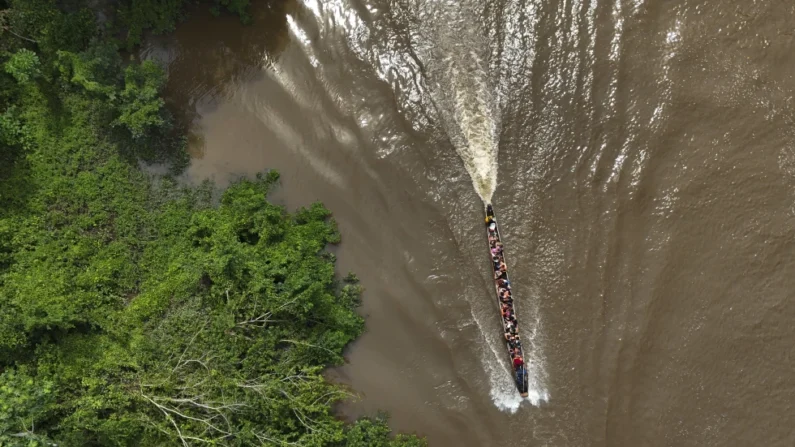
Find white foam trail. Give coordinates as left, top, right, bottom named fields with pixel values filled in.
left=407, top=1, right=501, bottom=203
left=448, top=52, right=501, bottom=203
left=470, top=291, right=549, bottom=413
left=424, top=37, right=500, bottom=203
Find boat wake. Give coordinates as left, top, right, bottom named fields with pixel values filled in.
left=421, top=7, right=549, bottom=410
left=425, top=27, right=500, bottom=204
left=487, top=307, right=551, bottom=412
left=468, top=284, right=549, bottom=413
left=291, top=0, right=549, bottom=412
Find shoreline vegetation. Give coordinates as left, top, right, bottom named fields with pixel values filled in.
left=0, top=0, right=425, bottom=445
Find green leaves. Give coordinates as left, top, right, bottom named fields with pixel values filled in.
left=0, top=366, right=56, bottom=445
left=114, top=61, right=166, bottom=139
left=55, top=44, right=121, bottom=96
left=0, top=2, right=425, bottom=445
left=53, top=45, right=169, bottom=141
left=4, top=49, right=41, bottom=84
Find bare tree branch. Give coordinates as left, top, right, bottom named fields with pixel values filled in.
left=280, top=339, right=340, bottom=359
left=252, top=430, right=303, bottom=446
left=141, top=393, right=233, bottom=440
left=141, top=394, right=190, bottom=447
left=236, top=297, right=299, bottom=328
left=0, top=11, right=38, bottom=43
left=3, top=27, right=38, bottom=43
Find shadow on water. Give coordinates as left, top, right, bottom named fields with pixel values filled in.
left=140, top=1, right=292, bottom=156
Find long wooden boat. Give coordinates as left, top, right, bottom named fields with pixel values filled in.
left=485, top=204, right=529, bottom=397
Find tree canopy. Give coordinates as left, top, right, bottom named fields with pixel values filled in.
left=0, top=0, right=425, bottom=445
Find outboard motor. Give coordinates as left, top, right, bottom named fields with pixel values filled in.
left=486, top=204, right=495, bottom=218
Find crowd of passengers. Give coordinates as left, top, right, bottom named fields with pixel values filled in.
left=487, top=215, right=524, bottom=370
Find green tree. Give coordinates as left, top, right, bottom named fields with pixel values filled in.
left=114, top=60, right=167, bottom=139
left=344, top=415, right=428, bottom=447
left=55, top=43, right=121, bottom=96
left=4, top=49, right=40, bottom=84
left=0, top=1, right=426, bottom=445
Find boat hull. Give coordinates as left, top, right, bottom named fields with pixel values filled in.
left=485, top=204, right=529, bottom=397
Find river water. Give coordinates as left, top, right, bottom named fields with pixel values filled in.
left=142, top=1, right=795, bottom=445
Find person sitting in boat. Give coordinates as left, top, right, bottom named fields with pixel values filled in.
left=509, top=338, right=519, bottom=350
left=513, top=356, right=524, bottom=368
left=488, top=222, right=497, bottom=232
left=499, top=261, right=507, bottom=272
left=488, top=234, right=498, bottom=244
left=498, top=278, right=510, bottom=288
left=495, top=270, right=506, bottom=280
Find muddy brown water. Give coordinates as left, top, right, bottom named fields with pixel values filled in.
left=142, top=1, right=795, bottom=445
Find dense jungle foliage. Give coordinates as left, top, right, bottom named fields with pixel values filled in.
left=0, top=0, right=425, bottom=445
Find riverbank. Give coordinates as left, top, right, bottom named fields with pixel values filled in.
left=0, top=1, right=424, bottom=444
left=136, top=1, right=795, bottom=446
left=135, top=2, right=531, bottom=445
